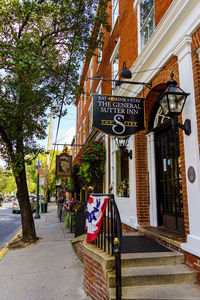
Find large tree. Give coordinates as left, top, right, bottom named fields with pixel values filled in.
left=0, top=0, right=110, bottom=242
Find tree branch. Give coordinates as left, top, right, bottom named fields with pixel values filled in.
left=18, top=13, right=31, bottom=39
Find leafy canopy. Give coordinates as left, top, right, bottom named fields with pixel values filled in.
left=0, top=0, right=110, bottom=169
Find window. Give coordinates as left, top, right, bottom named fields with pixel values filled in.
left=111, top=50, right=119, bottom=94
left=83, top=118, right=86, bottom=143
left=116, top=149, right=129, bottom=197
left=84, top=81, right=86, bottom=106
left=96, top=79, right=102, bottom=94
left=110, top=38, right=120, bottom=94
left=88, top=103, right=92, bottom=134
left=140, top=0, right=155, bottom=49
left=112, top=0, right=119, bottom=28
left=97, top=26, right=103, bottom=67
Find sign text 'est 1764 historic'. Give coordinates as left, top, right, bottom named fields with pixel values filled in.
left=92, top=94, right=145, bottom=137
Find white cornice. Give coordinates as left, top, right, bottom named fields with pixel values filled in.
left=173, top=35, right=193, bottom=64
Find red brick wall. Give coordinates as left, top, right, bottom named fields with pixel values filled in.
left=155, top=0, right=173, bottom=26
left=135, top=132, right=149, bottom=225
left=73, top=240, right=85, bottom=263
left=84, top=253, right=109, bottom=300
left=184, top=251, right=200, bottom=274
left=73, top=241, right=110, bottom=300
left=192, top=27, right=200, bottom=158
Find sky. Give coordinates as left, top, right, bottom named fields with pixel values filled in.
left=38, top=103, right=76, bottom=152
left=0, top=103, right=77, bottom=168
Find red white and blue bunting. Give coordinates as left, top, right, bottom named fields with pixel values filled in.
left=86, top=195, right=108, bottom=243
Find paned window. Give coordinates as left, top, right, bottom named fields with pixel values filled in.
left=112, top=51, right=119, bottom=94
left=96, top=79, right=102, bottom=94
left=116, top=150, right=129, bottom=197
left=112, top=0, right=119, bottom=28
left=140, top=0, right=155, bottom=49
left=97, top=26, right=103, bottom=67
left=84, top=81, right=86, bottom=106
left=83, top=118, right=86, bottom=143
left=88, top=103, right=92, bottom=134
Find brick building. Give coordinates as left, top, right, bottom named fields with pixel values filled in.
left=74, top=0, right=200, bottom=271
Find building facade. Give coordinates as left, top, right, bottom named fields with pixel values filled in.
left=74, top=0, right=200, bottom=269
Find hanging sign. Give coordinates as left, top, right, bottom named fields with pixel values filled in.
left=86, top=195, right=108, bottom=243
left=92, top=94, right=145, bottom=136
left=56, top=153, right=72, bottom=177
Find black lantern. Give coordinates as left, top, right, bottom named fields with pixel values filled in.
left=115, top=137, right=132, bottom=159
left=158, top=72, right=191, bottom=135
left=120, top=61, right=132, bottom=79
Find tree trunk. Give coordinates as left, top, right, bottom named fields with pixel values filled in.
left=15, top=163, right=38, bottom=243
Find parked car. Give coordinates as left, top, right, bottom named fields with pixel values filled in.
left=12, top=198, right=20, bottom=213
left=12, top=196, right=36, bottom=213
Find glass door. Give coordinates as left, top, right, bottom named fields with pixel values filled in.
left=154, top=122, right=184, bottom=233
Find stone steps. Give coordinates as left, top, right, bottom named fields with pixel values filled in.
left=109, top=283, right=200, bottom=300
left=108, top=263, right=198, bottom=287
left=121, top=251, right=184, bottom=268
left=107, top=250, right=200, bottom=299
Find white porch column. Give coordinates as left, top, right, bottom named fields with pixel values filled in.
left=146, top=132, right=158, bottom=226
left=128, top=135, right=138, bottom=228
left=174, top=35, right=200, bottom=257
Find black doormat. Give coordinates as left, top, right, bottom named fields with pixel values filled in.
left=121, top=235, right=172, bottom=253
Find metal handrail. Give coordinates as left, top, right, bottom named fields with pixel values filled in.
left=91, top=193, right=122, bottom=300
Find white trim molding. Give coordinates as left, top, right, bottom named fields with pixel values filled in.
left=146, top=132, right=157, bottom=226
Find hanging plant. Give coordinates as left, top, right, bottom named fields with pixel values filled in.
left=72, top=141, right=106, bottom=189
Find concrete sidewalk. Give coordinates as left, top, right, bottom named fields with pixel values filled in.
left=0, top=203, right=89, bottom=300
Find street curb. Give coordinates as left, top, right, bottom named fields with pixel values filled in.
left=0, top=228, right=22, bottom=261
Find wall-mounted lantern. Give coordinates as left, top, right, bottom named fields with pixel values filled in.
left=158, top=72, right=191, bottom=135
left=114, top=137, right=132, bottom=159
left=120, top=61, right=132, bottom=79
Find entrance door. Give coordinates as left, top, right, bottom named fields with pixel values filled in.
left=154, top=122, right=185, bottom=233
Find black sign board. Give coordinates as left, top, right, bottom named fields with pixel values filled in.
left=92, top=94, right=145, bottom=137
left=56, top=153, right=72, bottom=177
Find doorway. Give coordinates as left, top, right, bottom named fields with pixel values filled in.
left=154, top=121, right=185, bottom=234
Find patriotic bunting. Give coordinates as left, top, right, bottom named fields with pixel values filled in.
left=86, top=195, right=108, bottom=243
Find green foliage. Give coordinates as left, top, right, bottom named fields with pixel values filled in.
left=66, top=177, right=72, bottom=192
left=0, top=167, right=16, bottom=194
left=0, top=0, right=110, bottom=171
left=73, top=141, right=106, bottom=188
left=0, top=0, right=110, bottom=241
left=25, top=149, right=60, bottom=194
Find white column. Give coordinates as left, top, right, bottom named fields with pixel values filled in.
left=146, top=132, right=158, bottom=226
left=105, top=135, right=109, bottom=194
left=128, top=135, right=138, bottom=228
left=174, top=35, right=200, bottom=257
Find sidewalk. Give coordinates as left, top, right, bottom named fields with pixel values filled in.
left=0, top=203, right=89, bottom=300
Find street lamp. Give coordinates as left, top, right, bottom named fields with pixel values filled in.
left=114, top=137, right=132, bottom=159
left=120, top=61, right=132, bottom=79
left=158, top=72, right=191, bottom=135
left=35, top=159, right=41, bottom=219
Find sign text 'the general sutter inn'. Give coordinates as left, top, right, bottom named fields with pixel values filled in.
left=92, top=94, right=145, bottom=137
